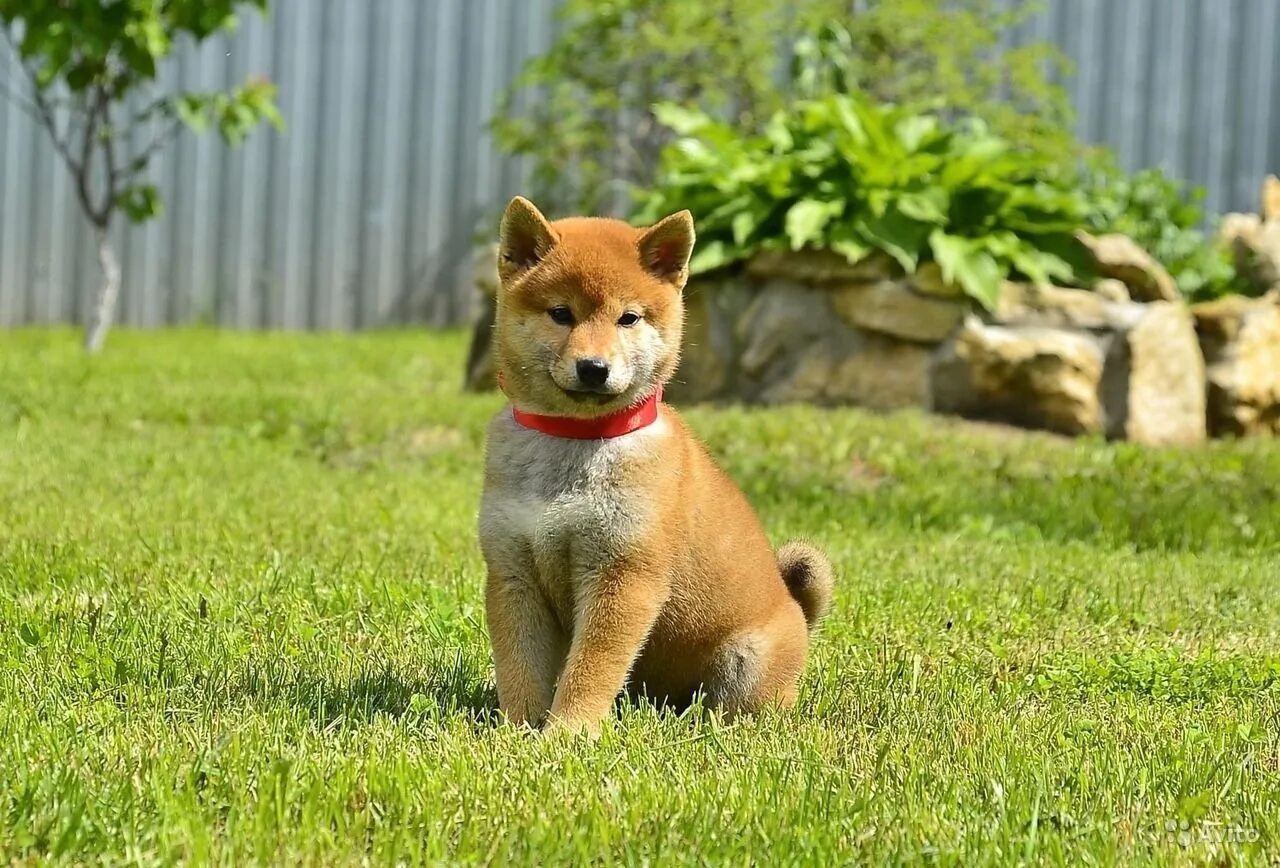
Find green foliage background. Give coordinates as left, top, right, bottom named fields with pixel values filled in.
left=636, top=95, right=1093, bottom=309
left=495, top=0, right=1250, bottom=302
left=494, top=0, right=1078, bottom=217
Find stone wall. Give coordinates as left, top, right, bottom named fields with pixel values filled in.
left=465, top=237, right=1280, bottom=444
left=1193, top=293, right=1280, bottom=436
left=669, top=253, right=1207, bottom=446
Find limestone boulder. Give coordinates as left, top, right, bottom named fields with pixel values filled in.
left=463, top=244, right=501, bottom=391
left=832, top=279, right=966, bottom=343
left=826, top=337, right=932, bottom=409
left=735, top=281, right=839, bottom=381
left=1077, top=232, right=1179, bottom=302
left=1219, top=212, right=1263, bottom=248
left=994, top=282, right=1137, bottom=331
left=1263, top=174, right=1280, bottom=221
left=1093, top=279, right=1131, bottom=303
left=736, top=281, right=928, bottom=409
left=1107, top=301, right=1206, bottom=445
left=464, top=293, right=498, bottom=392
left=1232, top=220, right=1280, bottom=295
left=930, top=319, right=1106, bottom=435
left=909, top=262, right=963, bottom=299
left=473, top=242, right=500, bottom=300
left=754, top=336, right=931, bottom=410
left=932, top=302, right=1206, bottom=444
left=1194, top=294, right=1280, bottom=436
left=667, top=279, right=751, bottom=403
left=746, top=249, right=901, bottom=285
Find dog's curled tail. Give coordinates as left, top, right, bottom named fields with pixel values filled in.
left=777, top=541, right=834, bottom=629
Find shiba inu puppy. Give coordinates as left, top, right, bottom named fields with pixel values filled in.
left=478, top=196, right=833, bottom=733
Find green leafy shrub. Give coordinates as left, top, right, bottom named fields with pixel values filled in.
left=494, top=0, right=1077, bottom=216
left=636, top=94, right=1093, bottom=309
left=1082, top=167, right=1251, bottom=302
left=790, top=4, right=1080, bottom=165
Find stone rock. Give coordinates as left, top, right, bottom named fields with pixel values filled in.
left=1194, top=294, right=1280, bottom=436
left=1263, top=174, right=1280, bottom=222
left=1218, top=213, right=1275, bottom=293
left=1093, top=279, right=1131, bottom=303
left=832, top=279, right=966, bottom=343
left=736, top=280, right=928, bottom=409
left=1077, top=232, right=1179, bottom=302
left=746, top=249, right=901, bottom=285
left=755, top=334, right=930, bottom=410
left=930, top=319, right=1106, bottom=435
left=826, top=337, right=932, bottom=409
left=1105, top=302, right=1206, bottom=445
left=1219, top=212, right=1263, bottom=248
left=464, top=293, right=498, bottom=392
left=909, top=262, right=964, bottom=298
left=667, top=278, right=750, bottom=403
left=463, top=244, right=503, bottom=391
left=994, top=282, right=1138, bottom=331
left=991, top=287, right=1205, bottom=443
left=735, top=281, right=840, bottom=379
left=473, top=242, right=500, bottom=299
left=1231, top=220, right=1280, bottom=294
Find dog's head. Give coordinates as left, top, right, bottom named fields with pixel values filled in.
left=492, top=197, right=694, bottom=417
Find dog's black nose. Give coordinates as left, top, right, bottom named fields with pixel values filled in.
left=575, top=358, right=610, bottom=387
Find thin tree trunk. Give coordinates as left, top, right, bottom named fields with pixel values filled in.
left=84, top=226, right=120, bottom=353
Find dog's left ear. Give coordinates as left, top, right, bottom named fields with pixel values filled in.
left=499, top=196, right=559, bottom=283
left=638, top=210, right=696, bottom=289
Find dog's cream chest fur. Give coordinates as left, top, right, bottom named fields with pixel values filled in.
left=479, top=411, right=663, bottom=621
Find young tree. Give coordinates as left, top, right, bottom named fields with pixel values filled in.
left=0, top=0, right=281, bottom=351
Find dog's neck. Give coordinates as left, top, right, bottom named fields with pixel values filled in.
left=497, top=370, right=663, bottom=440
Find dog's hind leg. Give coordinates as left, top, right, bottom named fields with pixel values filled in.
left=702, top=606, right=809, bottom=715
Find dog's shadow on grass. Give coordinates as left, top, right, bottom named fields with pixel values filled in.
left=232, top=661, right=500, bottom=731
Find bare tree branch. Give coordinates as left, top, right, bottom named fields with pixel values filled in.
left=1, top=26, right=80, bottom=170
left=73, top=84, right=111, bottom=227
left=101, top=98, right=120, bottom=219
left=130, top=92, right=174, bottom=124
left=124, top=115, right=184, bottom=179
left=0, top=75, right=41, bottom=120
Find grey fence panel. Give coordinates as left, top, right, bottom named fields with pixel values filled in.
left=1, top=0, right=1279, bottom=329
left=1005, top=0, right=1280, bottom=219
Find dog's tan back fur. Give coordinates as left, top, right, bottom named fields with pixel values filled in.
left=479, top=197, right=833, bottom=732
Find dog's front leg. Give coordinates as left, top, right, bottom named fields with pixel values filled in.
left=546, top=567, right=667, bottom=734
left=486, top=572, right=567, bottom=727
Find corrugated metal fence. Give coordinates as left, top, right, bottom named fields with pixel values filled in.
left=1, top=0, right=1279, bottom=330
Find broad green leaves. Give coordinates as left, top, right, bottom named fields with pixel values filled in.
left=928, top=231, right=1003, bottom=310
left=1082, top=166, right=1250, bottom=302
left=1, top=0, right=267, bottom=98
left=117, top=185, right=162, bottom=222
left=642, top=92, right=1097, bottom=309
left=857, top=207, right=931, bottom=272
left=175, top=79, right=283, bottom=146
left=785, top=199, right=845, bottom=251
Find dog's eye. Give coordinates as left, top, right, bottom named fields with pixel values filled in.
left=547, top=306, right=574, bottom=326
left=617, top=311, right=641, bottom=327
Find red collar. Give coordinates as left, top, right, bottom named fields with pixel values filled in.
left=497, top=371, right=663, bottom=440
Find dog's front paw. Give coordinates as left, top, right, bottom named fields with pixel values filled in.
left=542, top=713, right=603, bottom=740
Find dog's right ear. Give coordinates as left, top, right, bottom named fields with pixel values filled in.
left=498, top=196, right=558, bottom=282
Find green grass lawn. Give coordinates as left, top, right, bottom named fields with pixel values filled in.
left=2, top=330, right=1278, bottom=865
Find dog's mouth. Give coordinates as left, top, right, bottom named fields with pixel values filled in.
left=560, top=387, right=622, bottom=405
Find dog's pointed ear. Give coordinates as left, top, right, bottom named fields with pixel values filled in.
left=498, top=196, right=558, bottom=282
left=638, top=210, right=696, bottom=289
